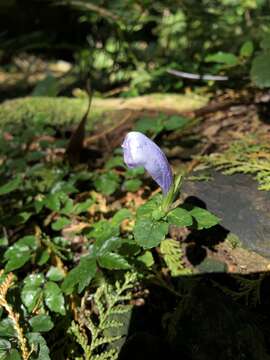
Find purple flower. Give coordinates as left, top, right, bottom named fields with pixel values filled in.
left=122, top=131, right=173, bottom=194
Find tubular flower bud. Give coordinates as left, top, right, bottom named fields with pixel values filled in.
left=122, top=131, right=173, bottom=194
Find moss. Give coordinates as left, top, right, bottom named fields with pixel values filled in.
left=0, top=97, right=102, bottom=130
left=0, top=93, right=207, bottom=130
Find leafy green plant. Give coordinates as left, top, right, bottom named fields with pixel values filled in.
left=135, top=114, right=190, bottom=138
left=201, top=137, right=270, bottom=190
left=70, top=272, right=136, bottom=360
left=160, top=239, right=191, bottom=276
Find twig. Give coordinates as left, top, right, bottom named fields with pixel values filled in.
left=167, top=68, right=229, bottom=81
left=85, top=111, right=132, bottom=145
left=62, top=0, right=120, bottom=21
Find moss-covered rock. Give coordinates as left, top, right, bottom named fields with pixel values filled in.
left=0, top=93, right=207, bottom=130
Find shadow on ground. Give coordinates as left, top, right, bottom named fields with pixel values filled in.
left=118, top=270, right=270, bottom=360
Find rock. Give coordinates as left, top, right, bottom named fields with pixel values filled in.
left=182, top=170, right=270, bottom=258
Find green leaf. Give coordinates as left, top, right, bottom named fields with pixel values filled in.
left=94, top=171, right=120, bottom=195
left=137, top=251, right=154, bottom=268
left=95, top=236, right=123, bottom=255
left=72, top=199, right=93, bottom=214
left=167, top=207, right=193, bottom=227
left=18, top=235, right=37, bottom=248
left=105, top=156, right=124, bottom=169
left=251, top=51, right=270, bottom=88
left=136, top=195, right=162, bottom=219
left=88, top=220, right=119, bottom=242
left=135, top=116, right=165, bottom=135
left=239, top=40, right=254, bottom=58
left=46, top=266, right=65, bottom=282
left=44, top=282, right=65, bottom=315
left=44, top=193, right=61, bottom=212
left=51, top=217, right=71, bottom=231
left=29, top=314, right=54, bottom=332
left=123, top=179, right=142, bottom=192
left=126, top=166, right=145, bottom=177
left=0, top=176, right=21, bottom=196
left=164, top=115, right=189, bottom=131
left=21, top=274, right=44, bottom=312
left=0, top=318, right=17, bottom=338
left=37, top=249, right=50, bottom=266
left=111, top=209, right=132, bottom=226
left=0, top=339, right=11, bottom=356
left=134, top=218, right=169, bottom=249
left=4, top=243, right=32, bottom=272
left=189, top=206, right=220, bottom=230
left=5, top=349, right=21, bottom=360
left=27, top=332, right=51, bottom=360
left=62, top=255, right=97, bottom=294
left=205, top=51, right=238, bottom=66
left=98, top=252, right=131, bottom=270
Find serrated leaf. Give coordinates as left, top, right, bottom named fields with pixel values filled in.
left=189, top=206, right=220, bottom=230
left=21, top=274, right=45, bottom=312
left=98, top=252, right=131, bottom=270
left=0, top=176, right=21, bottom=196
left=167, top=207, right=193, bottom=227
left=44, top=282, right=65, bottom=315
left=62, top=255, right=97, bottom=294
left=29, top=314, right=54, bottom=332
left=134, top=218, right=169, bottom=249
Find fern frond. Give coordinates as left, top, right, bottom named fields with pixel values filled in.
left=91, top=348, right=118, bottom=360
left=201, top=137, right=270, bottom=191
left=0, top=272, right=31, bottom=360
left=70, top=321, right=92, bottom=360
left=160, top=239, right=192, bottom=276
left=71, top=272, right=137, bottom=359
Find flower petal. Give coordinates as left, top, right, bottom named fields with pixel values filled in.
left=122, top=131, right=173, bottom=194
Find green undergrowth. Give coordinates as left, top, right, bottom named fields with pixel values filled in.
left=0, top=97, right=220, bottom=359
left=201, top=136, right=270, bottom=190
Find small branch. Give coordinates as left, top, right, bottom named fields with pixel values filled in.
left=167, top=68, right=229, bottom=81
left=62, top=0, right=120, bottom=22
